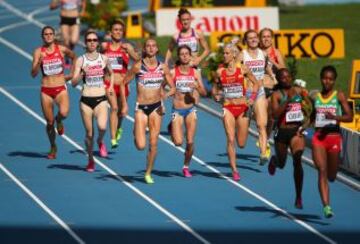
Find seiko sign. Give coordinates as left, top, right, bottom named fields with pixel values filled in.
left=210, top=29, right=345, bottom=59
left=156, top=7, right=279, bottom=36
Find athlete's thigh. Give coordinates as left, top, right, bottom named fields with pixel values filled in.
left=60, top=25, right=70, bottom=42
left=236, top=115, right=249, bottom=146
left=290, top=134, right=305, bottom=153
left=223, top=109, right=236, bottom=141
left=80, top=102, right=94, bottom=134
left=55, top=90, right=69, bottom=114
left=94, top=101, right=108, bottom=129
left=327, top=152, right=339, bottom=180
left=254, top=96, right=268, bottom=126
left=134, top=111, right=148, bottom=145
left=40, top=93, right=55, bottom=122
left=185, top=111, right=197, bottom=143
left=312, top=145, right=328, bottom=170
left=70, top=24, right=80, bottom=43
left=172, top=114, right=184, bottom=144
left=148, top=111, right=162, bottom=143
left=106, top=90, right=118, bottom=110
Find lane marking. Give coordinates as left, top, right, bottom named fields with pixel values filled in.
left=0, top=162, right=85, bottom=244
left=0, top=85, right=211, bottom=244
left=0, top=35, right=337, bottom=244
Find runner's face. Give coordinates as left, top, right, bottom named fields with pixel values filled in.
left=179, top=48, right=191, bottom=64
left=223, top=47, right=233, bottom=64
left=144, top=40, right=158, bottom=57
left=180, top=13, right=191, bottom=30
left=321, top=71, right=335, bottom=92
left=246, top=32, right=259, bottom=49
left=279, top=70, right=292, bottom=88
left=86, top=34, right=99, bottom=52
left=260, top=30, right=272, bottom=48
left=42, top=29, right=55, bottom=44
left=111, top=23, right=124, bottom=41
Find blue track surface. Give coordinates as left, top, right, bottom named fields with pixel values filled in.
left=0, top=1, right=359, bottom=244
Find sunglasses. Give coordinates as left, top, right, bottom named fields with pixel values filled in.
left=86, top=38, right=98, bottom=43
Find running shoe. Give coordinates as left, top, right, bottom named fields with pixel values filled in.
left=232, top=171, right=240, bottom=181
left=182, top=167, right=192, bottom=178
left=98, top=142, right=108, bottom=157
left=323, top=205, right=334, bottom=218
left=265, top=143, right=271, bottom=158
left=111, top=139, right=118, bottom=149
left=56, top=118, right=64, bottom=135
left=268, top=156, right=276, bottom=176
left=86, top=159, right=95, bottom=172
left=144, top=174, right=154, bottom=184
left=47, top=145, right=57, bottom=159
left=259, top=154, right=270, bottom=166
left=115, top=128, right=123, bottom=142
left=295, top=197, right=303, bottom=209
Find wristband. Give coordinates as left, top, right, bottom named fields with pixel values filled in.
left=250, top=92, right=257, bottom=101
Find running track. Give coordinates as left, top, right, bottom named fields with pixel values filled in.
left=0, top=1, right=359, bottom=243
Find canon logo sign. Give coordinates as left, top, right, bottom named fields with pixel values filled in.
left=175, top=15, right=259, bottom=32
left=156, top=7, right=279, bottom=36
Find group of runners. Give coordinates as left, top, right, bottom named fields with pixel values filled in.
left=31, top=5, right=353, bottom=218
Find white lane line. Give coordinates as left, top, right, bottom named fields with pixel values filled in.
left=0, top=163, right=85, bottom=244
left=0, top=85, right=211, bottom=244
left=0, top=36, right=336, bottom=244
left=0, top=16, right=57, bottom=33
left=28, top=6, right=49, bottom=18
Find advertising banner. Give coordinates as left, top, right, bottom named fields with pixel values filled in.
left=156, top=7, right=279, bottom=36
left=210, top=29, right=344, bottom=59
left=162, top=0, right=246, bottom=7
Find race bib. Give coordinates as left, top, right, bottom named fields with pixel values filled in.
left=42, top=59, right=63, bottom=76
left=109, top=57, right=123, bottom=71
left=315, top=113, right=336, bottom=128
left=176, top=79, right=194, bottom=93
left=285, top=103, right=304, bottom=123
left=223, top=85, right=243, bottom=99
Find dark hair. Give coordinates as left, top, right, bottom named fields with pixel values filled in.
left=243, top=29, right=258, bottom=45
left=84, top=30, right=98, bottom=41
left=275, top=68, right=290, bottom=82
left=41, top=26, right=55, bottom=36
left=175, top=45, right=192, bottom=65
left=259, top=28, right=274, bottom=38
left=178, top=8, right=191, bottom=19
left=110, top=18, right=126, bottom=32
left=320, top=65, right=337, bottom=79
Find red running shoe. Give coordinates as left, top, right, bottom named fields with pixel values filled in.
left=295, top=197, right=303, bottom=209
left=182, top=167, right=192, bottom=178
left=98, top=142, right=108, bottom=158
left=47, top=146, right=57, bottom=159
left=232, top=171, right=240, bottom=181
left=86, top=159, right=95, bottom=172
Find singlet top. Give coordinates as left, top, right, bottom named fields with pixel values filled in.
left=173, top=66, right=196, bottom=93
left=103, top=42, right=129, bottom=74
left=41, top=44, right=64, bottom=76
left=243, top=49, right=266, bottom=81
left=81, top=53, right=106, bottom=88
left=220, top=67, right=246, bottom=99
left=176, top=28, right=199, bottom=53
left=135, top=60, right=164, bottom=89
left=314, top=91, right=342, bottom=128
left=278, top=90, right=304, bottom=126
left=61, top=0, right=80, bottom=10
